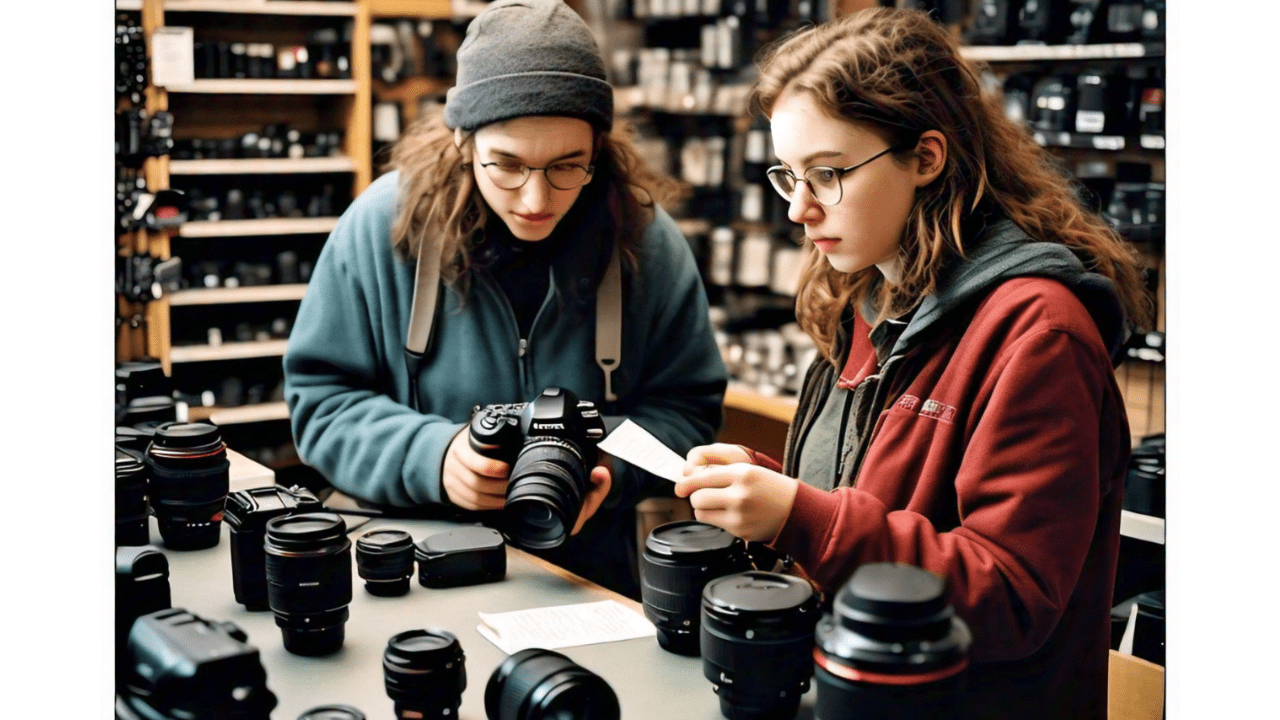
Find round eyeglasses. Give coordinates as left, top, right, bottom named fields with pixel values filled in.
left=765, top=145, right=902, bottom=207
left=479, top=160, right=594, bottom=191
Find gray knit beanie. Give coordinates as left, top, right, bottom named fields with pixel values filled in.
left=444, top=0, right=613, bottom=132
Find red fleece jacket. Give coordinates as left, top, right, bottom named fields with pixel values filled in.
left=767, top=277, right=1129, bottom=720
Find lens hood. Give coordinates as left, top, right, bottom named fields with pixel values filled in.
left=415, top=526, right=506, bottom=588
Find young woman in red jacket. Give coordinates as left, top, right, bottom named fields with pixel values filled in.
left=675, top=8, right=1151, bottom=719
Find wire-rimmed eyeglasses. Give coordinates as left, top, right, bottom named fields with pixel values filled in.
left=479, top=160, right=595, bottom=191
left=765, top=145, right=903, bottom=207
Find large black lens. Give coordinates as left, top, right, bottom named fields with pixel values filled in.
left=264, top=512, right=352, bottom=656
left=115, top=448, right=150, bottom=547
left=701, top=571, right=820, bottom=720
left=225, top=485, right=322, bottom=610
left=297, top=705, right=366, bottom=720
left=813, top=563, right=971, bottom=720
left=484, top=648, right=619, bottom=720
left=146, top=421, right=229, bottom=550
left=641, top=521, right=751, bottom=656
left=356, top=529, right=415, bottom=596
left=383, top=629, right=466, bottom=719
left=503, top=439, right=588, bottom=550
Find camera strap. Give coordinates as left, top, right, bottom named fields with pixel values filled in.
left=404, top=240, right=622, bottom=411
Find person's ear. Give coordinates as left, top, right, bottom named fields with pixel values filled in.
left=912, top=130, right=947, bottom=188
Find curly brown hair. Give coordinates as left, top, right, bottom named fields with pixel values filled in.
left=752, top=7, right=1152, bottom=364
left=387, top=106, right=681, bottom=289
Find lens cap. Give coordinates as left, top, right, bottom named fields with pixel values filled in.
left=702, top=571, right=814, bottom=614
left=646, top=520, right=739, bottom=558
left=296, top=705, right=365, bottom=720
left=266, top=512, right=348, bottom=549
left=151, top=421, right=222, bottom=450
left=357, top=529, right=414, bottom=555
left=840, top=562, right=948, bottom=622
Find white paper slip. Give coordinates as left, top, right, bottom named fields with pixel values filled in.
left=476, top=600, right=656, bottom=655
left=598, top=419, right=687, bottom=482
left=150, top=27, right=195, bottom=88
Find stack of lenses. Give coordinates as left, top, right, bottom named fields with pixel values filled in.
left=225, top=485, right=323, bottom=610
left=146, top=422, right=230, bottom=550
left=813, top=563, right=971, bottom=720
left=640, top=521, right=752, bottom=655
left=115, top=448, right=150, bottom=546
left=383, top=629, right=466, bottom=719
left=356, top=529, right=416, bottom=596
left=700, top=571, right=820, bottom=720
left=485, top=648, right=619, bottom=720
left=296, top=706, right=366, bottom=720
left=264, top=512, right=353, bottom=656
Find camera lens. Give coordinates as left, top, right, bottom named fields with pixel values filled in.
left=116, top=448, right=150, bottom=547
left=484, top=648, right=619, bottom=720
left=146, top=421, right=230, bottom=550
left=264, top=512, right=352, bottom=656
left=813, top=563, right=971, bottom=720
left=503, top=439, right=588, bottom=550
left=641, top=521, right=751, bottom=656
left=700, top=571, right=820, bottom=720
left=383, top=629, right=466, bottom=719
left=225, top=485, right=322, bottom=610
left=297, top=705, right=366, bottom=720
left=356, top=529, right=415, bottom=596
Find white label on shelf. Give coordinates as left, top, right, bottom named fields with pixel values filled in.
left=1140, top=134, right=1166, bottom=150
left=1091, top=135, right=1125, bottom=151
left=151, top=27, right=195, bottom=88
left=736, top=230, right=773, bottom=288
left=1075, top=110, right=1106, bottom=134
left=741, top=183, right=764, bottom=223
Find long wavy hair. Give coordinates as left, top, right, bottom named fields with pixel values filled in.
left=752, top=7, right=1151, bottom=363
left=388, top=106, right=681, bottom=292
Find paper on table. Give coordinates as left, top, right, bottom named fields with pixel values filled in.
left=597, top=419, right=687, bottom=482
left=476, top=600, right=656, bottom=655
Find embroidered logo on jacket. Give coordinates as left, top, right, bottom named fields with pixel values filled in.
left=918, top=399, right=957, bottom=424
left=895, top=395, right=920, bottom=412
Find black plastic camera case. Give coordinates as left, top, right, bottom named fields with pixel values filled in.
left=415, top=526, right=507, bottom=588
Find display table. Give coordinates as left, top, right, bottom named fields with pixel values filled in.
left=151, top=516, right=821, bottom=720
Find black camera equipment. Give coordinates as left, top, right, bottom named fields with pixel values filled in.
left=469, top=387, right=607, bottom=550
left=1075, top=70, right=1130, bottom=135
left=700, top=571, right=820, bottom=720
left=1123, top=432, right=1164, bottom=517
left=116, top=13, right=147, bottom=100
left=967, top=0, right=1019, bottom=45
left=1017, top=0, right=1070, bottom=44
left=640, top=521, right=752, bottom=656
left=1000, top=72, right=1036, bottom=127
left=485, top=648, right=620, bottom=720
left=415, top=526, right=507, bottom=588
left=115, top=545, right=171, bottom=678
left=264, top=511, right=353, bottom=656
left=146, top=421, right=230, bottom=550
left=297, top=706, right=367, bottom=720
left=116, top=448, right=151, bottom=547
left=1106, top=0, right=1144, bottom=41
left=1030, top=75, right=1076, bottom=133
left=119, top=608, right=277, bottom=720
left=355, top=528, right=416, bottom=596
left=384, top=629, right=467, bottom=719
left=117, top=254, right=184, bottom=303
left=116, top=360, right=176, bottom=426
left=1110, top=590, right=1164, bottom=665
left=1140, top=0, right=1165, bottom=40
left=812, top=563, right=972, bottom=720
left=117, top=425, right=157, bottom=453
left=225, top=485, right=323, bottom=611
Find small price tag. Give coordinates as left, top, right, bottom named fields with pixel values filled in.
left=151, top=26, right=195, bottom=88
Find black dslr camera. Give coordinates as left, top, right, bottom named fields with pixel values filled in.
left=468, top=387, right=607, bottom=551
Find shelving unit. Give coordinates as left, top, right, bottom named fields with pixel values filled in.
left=189, top=400, right=291, bottom=425
left=960, top=41, right=1163, bottom=62
left=169, top=284, right=308, bottom=305
left=160, top=1, right=359, bottom=17
left=170, top=339, right=290, bottom=364
left=177, top=217, right=341, bottom=237
left=169, top=156, right=357, bottom=174
left=164, top=78, right=359, bottom=94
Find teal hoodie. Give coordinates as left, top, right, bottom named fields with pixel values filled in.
left=284, top=170, right=727, bottom=515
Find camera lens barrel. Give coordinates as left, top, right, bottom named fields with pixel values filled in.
left=356, top=529, right=416, bottom=596
left=145, top=421, right=230, bottom=550
left=383, top=628, right=466, bottom=719
left=700, top=571, right=820, bottom=720
left=297, top=705, right=366, bottom=720
left=415, top=526, right=507, bottom=588
left=641, top=521, right=752, bottom=656
left=504, top=439, right=589, bottom=550
left=484, top=648, right=620, bottom=720
left=263, top=512, right=353, bottom=656
left=225, top=485, right=323, bottom=611
left=115, top=448, right=151, bottom=547
left=813, top=563, right=971, bottom=720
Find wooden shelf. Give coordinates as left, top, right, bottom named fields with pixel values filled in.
left=117, top=0, right=144, bottom=10
left=189, top=401, right=291, bottom=425
left=1120, top=510, right=1165, bottom=545
left=164, top=79, right=358, bottom=95
left=160, top=1, right=357, bottom=16
left=961, top=42, right=1164, bottom=62
left=169, top=156, right=356, bottom=175
left=369, top=0, right=452, bottom=18
left=724, top=383, right=798, bottom=425
left=178, top=217, right=339, bottom=237
left=169, top=284, right=308, bottom=306
left=170, top=339, right=290, bottom=363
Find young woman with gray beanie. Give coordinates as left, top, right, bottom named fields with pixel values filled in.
left=284, top=0, right=728, bottom=597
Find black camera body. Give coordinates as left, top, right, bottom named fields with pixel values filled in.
left=468, top=387, right=607, bottom=550
left=225, top=485, right=323, bottom=611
